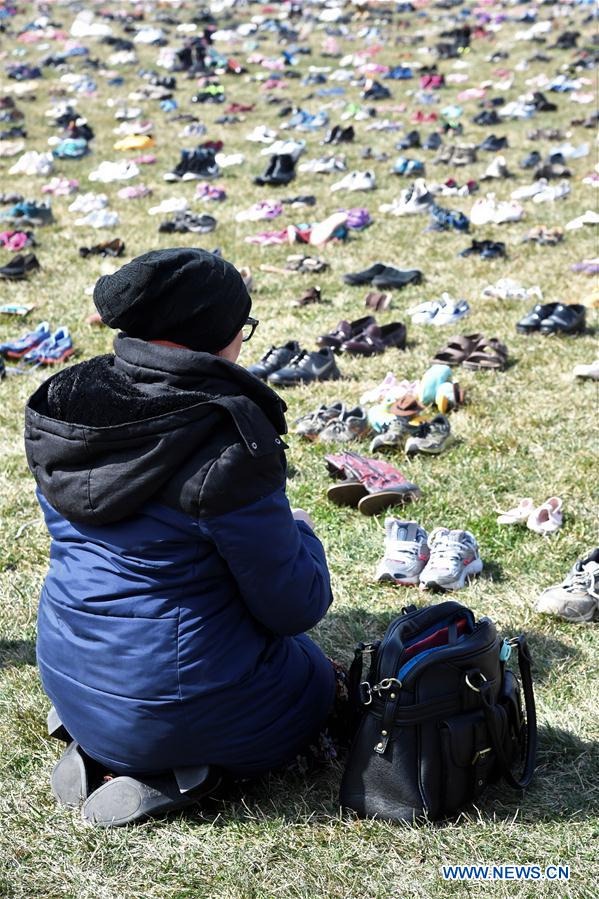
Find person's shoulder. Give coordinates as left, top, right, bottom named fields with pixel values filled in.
left=198, top=397, right=288, bottom=518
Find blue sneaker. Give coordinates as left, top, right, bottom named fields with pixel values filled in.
left=0, top=321, right=51, bottom=360
left=22, top=327, right=74, bottom=366
left=0, top=200, right=54, bottom=225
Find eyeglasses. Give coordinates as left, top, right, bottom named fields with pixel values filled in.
left=242, top=316, right=259, bottom=342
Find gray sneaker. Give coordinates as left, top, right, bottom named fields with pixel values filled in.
left=370, top=418, right=414, bottom=452
left=535, top=551, right=599, bottom=623
left=294, top=402, right=345, bottom=439
left=405, top=414, right=451, bottom=456
left=320, top=406, right=369, bottom=443
left=420, top=527, right=482, bottom=591
left=376, top=519, right=430, bottom=585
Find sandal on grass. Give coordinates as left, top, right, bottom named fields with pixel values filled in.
left=463, top=337, right=508, bottom=370
left=432, top=333, right=484, bottom=366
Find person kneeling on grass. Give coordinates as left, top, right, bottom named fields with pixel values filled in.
left=25, top=248, right=341, bottom=826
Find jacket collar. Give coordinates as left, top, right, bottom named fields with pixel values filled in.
left=112, top=334, right=288, bottom=435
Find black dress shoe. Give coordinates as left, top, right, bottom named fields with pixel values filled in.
left=0, top=252, right=40, bottom=280
left=539, top=303, right=586, bottom=335
left=371, top=267, right=422, bottom=290
left=423, top=132, right=442, bottom=151
left=472, top=109, right=499, bottom=126
left=460, top=239, right=506, bottom=259
left=533, top=91, right=557, bottom=112
left=396, top=130, right=420, bottom=150
left=535, top=162, right=571, bottom=180
left=516, top=302, right=559, bottom=334
left=478, top=134, right=509, bottom=152
left=267, top=348, right=341, bottom=387
left=343, top=263, right=386, bottom=286
left=247, top=341, right=301, bottom=380
left=520, top=151, right=541, bottom=169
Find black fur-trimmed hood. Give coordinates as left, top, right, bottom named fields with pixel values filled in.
left=24, top=335, right=288, bottom=524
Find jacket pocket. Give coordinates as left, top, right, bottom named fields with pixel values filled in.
left=38, top=594, right=180, bottom=701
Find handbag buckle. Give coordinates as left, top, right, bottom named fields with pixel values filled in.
left=465, top=671, right=488, bottom=693
left=472, top=747, right=492, bottom=765
left=360, top=682, right=373, bottom=706
left=372, top=677, right=402, bottom=695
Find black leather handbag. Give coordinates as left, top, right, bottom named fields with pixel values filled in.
left=340, top=601, right=537, bottom=822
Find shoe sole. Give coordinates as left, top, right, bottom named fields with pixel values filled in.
left=420, top=558, right=483, bottom=592
left=405, top=442, right=447, bottom=456
left=269, top=371, right=340, bottom=387
left=5, top=346, right=41, bottom=359
left=51, top=743, right=88, bottom=808
left=358, top=486, right=421, bottom=516
left=81, top=777, right=210, bottom=828
left=327, top=482, right=368, bottom=507
left=375, top=570, right=421, bottom=586
left=32, top=349, right=75, bottom=365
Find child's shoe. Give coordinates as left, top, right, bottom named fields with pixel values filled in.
left=0, top=320, right=50, bottom=359
left=376, top=519, right=430, bottom=585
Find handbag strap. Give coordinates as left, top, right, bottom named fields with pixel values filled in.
left=480, top=635, right=537, bottom=790
left=348, top=641, right=379, bottom=731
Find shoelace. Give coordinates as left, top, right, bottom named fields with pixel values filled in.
left=430, top=534, right=470, bottom=565
left=565, top=567, right=599, bottom=600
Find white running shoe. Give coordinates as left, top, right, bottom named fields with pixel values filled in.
left=262, top=139, right=305, bottom=160
left=68, top=192, right=108, bottom=214
left=375, top=519, right=430, bottom=585
left=511, top=179, right=548, bottom=201
left=573, top=359, right=599, bottom=380
left=88, top=160, right=140, bottom=182
left=75, top=209, right=119, bottom=228
left=431, top=294, right=470, bottom=327
left=536, top=552, right=599, bottom=623
left=148, top=197, right=188, bottom=216
left=532, top=180, right=570, bottom=204
left=380, top=178, right=433, bottom=215
left=246, top=126, right=278, bottom=144
left=9, top=151, right=54, bottom=177
left=420, top=528, right=483, bottom=591
left=330, top=170, right=376, bottom=192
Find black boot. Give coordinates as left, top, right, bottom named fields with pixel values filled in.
left=254, top=153, right=295, bottom=186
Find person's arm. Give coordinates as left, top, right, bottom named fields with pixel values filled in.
left=199, top=487, right=333, bottom=636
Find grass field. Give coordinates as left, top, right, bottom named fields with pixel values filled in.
left=0, top=2, right=598, bottom=897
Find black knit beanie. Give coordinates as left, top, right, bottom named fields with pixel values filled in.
left=93, top=248, right=251, bottom=353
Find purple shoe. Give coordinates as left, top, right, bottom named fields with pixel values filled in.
left=341, top=207, right=372, bottom=230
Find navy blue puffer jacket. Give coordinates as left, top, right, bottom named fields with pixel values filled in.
left=25, top=336, right=335, bottom=776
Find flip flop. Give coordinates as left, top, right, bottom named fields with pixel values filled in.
left=463, top=337, right=508, bottom=371
left=431, top=333, right=484, bottom=366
